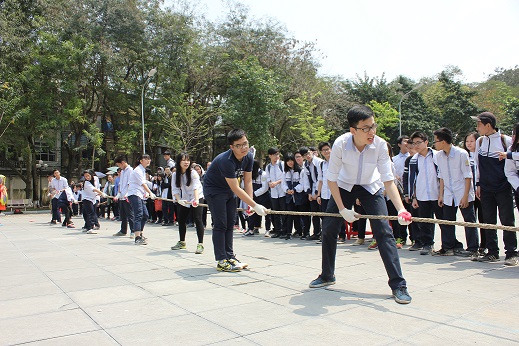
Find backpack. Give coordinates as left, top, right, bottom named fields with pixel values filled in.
left=267, top=161, right=283, bottom=174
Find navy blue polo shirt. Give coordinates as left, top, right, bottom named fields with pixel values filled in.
left=203, top=149, right=254, bottom=195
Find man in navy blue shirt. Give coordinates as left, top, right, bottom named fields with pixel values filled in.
left=204, top=129, right=268, bottom=272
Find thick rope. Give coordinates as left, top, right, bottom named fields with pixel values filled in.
left=153, top=198, right=519, bottom=233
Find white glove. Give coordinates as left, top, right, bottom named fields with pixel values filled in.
left=148, top=192, right=157, bottom=200
left=252, top=203, right=268, bottom=216
left=397, top=209, right=412, bottom=225
left=101, top=192, right=108, bottom=198
left=339, top=208, right=359, bottom=223
left=178, top=199, right=190, bottom=207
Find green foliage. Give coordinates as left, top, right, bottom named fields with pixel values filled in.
left=287, top=92, right=329, bottom=146
left=367, top=101, right=399, bottom=141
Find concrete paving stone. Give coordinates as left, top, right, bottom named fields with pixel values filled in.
left=106, top=313, right=239, bottom=345
left=227, top=280, right=301, bottom=300
left=45, top=266, right=112, bottom=280
left=67, top=285, right=155, bottom=307
left=138, top=277, right=220, bottom=296
left=0, top=271, right=51, bottom=288
left=198, top=300, right=308, bottom=335
left=431, top=276, right=519, bottom=300
left=0, top=308, right=100, bottom=345
left=243, top=316, right=397, bottom=346
left=205, top=271, right=273, bottom=287
left=113, top=267, right=187, bottom=284
left=103, top=261, right=168, bottom=274
left=2, top=281, right=63, bottom=301
left=162, top=286, right=261, bottom=313
left=53, top=274, right=132, bottom=292
left=0, top=293, right=77, bottom=320
left=23, top=330, right=120, bottom=346
left=209, top=336, right=261, bottom=345
left=83, top=297, right=189, bottom=328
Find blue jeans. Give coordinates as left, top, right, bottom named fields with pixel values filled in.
left=321, top=185, right=406, bottom=290
left=128, top=195, right=148, bottom=233
left=206, top=192, right=237, bottom=261
left=51, top=198, right=61, bottom=222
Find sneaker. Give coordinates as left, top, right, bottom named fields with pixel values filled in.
left=307, top=234, right=320, bottom=241
left=82, top=228, right=88, bottom=233
left=504, top=256, right=519, bottom=266
left=130, top=233, right=135, bottom=239
left=432, top=248, right=454, bottom=256
left=254, top=228, right=260, bottom=235
left=67, top=224, right=75, bottom=229
left=270, top=232, right=281, bottom=238
left=478, top=254, right=500, bottom=262
left=217, top=259, right=241, bottom=272
left=242, top=229, right=255, bottom=236
left=409, top=243, right=423, bottom=251
left=392, top=286, right=412, bottom=304
left=135, top=237, right=147, bottom=245
left=309, top=275, right=336, bottom=288
left=113, top=231, right=126, bottom=236
left=229, top=258, right=248, bottom=269
left=162, top=222, right=169, bottom=226
left=454, top=249, right=472, bottom=257
left=395, top=238, right=404, bottom=249
left=86, top=229, right=97, bottom=234
left=195, top=243, right=204, bottom=254
left=469, top=250, right=479, bottom=261
left=337, top=238, right=346, bottom=244
left=300, top=235, right=307, bottom=240
left=50, top=220, right=57, bottom=224
left=352, top=238, right=365, bottom=246
left=264, top=230, right=271, bottom=238
left=171, top=241, right=187, bottom=250
left=478, top=247, right=487, bottom=256
left=368, top=240, right=378, bottom=250
left=420, top=245, right=433, bottom=255
left=154, top=220, right=161, bottom=224
left=93, top=225, right=100, bottom=230
left=110, top=217, right=117, bottom=221
left=62, top=223, right=67, bottom=227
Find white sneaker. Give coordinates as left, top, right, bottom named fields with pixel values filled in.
left=352, top=238, right=365, bottom=246
left=229, top=258, right=248, bottom=269
left=86, top=229, right=97, bottom=234
left=264, top=230, right=271, bottom=238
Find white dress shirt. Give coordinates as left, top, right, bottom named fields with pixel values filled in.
left=118, top=165, right=133, bottom=197
left=171, top=171, right=203, bottom=205
left=413, top=149, right=440, bottom=201
left=317, top=159, right=331, bottom=199
left=392, top=152, right=409, bottom=182
left=435, top=145, right=474, bottom=206
left=50, top=177, right=68, bottom=199
left=266, top=161, right=285, bottom=198
left=128, top=164, right=147, bottom=199
left=328, top=132, right=393, bottom=194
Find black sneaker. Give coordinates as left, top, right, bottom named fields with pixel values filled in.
left=270, top=232, right=281, bottom=238
left=113, top=231, right=126, bottom=236
left=50, top=220, right=57, bottom=225
left=135, top=237, right=148, bottom=245
left=392, top=286, right=412, bottom=304
left=307, top=234, right=320, bottom=241
left=409, top=243, right=423, bottom=251
left=420, top=245, right=433, bottom=255
left=478, top=254, right=500, bottom=262
left=309, top=275, right=336, bottom=288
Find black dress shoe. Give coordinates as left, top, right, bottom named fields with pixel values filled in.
left=307, top=234, right=320, bottom=240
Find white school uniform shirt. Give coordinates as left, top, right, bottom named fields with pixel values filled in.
left=50, top=177, right=68, bottom=199
left=171, top=171, right=203, bottom=206
left=392, top=152, right=409, bottom=182
left=317, top=159, right=331, bottom=199
left=307, top=156, right=323, bottom=195
left=328, top=132, right=393, bottom=194
left=435, top=145, right=474, bottom=206
left=266, top=160, right=285, bottom=198
left=127, top=164, right=147, bottom=199
left=82, top=180, right=98, bottom=202
left=298, top=165, right=310, bottom=193
left=118, top=165, right=133, bottom=197
left=504, top=150, right=519, bottom=190
left=413, top=149, right=440, bottom=201
left=253, top=170, right=269, bottom=197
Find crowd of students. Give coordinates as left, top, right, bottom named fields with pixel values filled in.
left=45, top=110, right=519, bottom=270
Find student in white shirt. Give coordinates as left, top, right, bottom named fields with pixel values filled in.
left=113, top=155, right=134, bottom=237
left=433, top=127, right=478, bottom=258
left=49, top=169, right=68, bottom=224
left=82, top=170, right=108, bottom=234
left=309, top=105, right=412, bottom=304
left=281, top=153, right=302, bottom=240
left=266, top=147, right=286, bottom=238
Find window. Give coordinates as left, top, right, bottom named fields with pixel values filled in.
left=35, top=141, right=56, bottom=162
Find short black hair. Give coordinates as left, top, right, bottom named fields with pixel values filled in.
left=433, top=127, right=453, bottom=144
left=299, top=146, right=309, bottom=156
left=410, top=131, right=428, bottom=142
left=268, top=147, right=279, bottom=155
left=163, top=150, right=171, bottom=156
left=318, top=142, right=331, bottom=151
left=137, top=153, right=151, bottom=161
left=396, top=135, right=409, bottom=145
left=347, top=105, right=374, bottom=129
left=114, top=155, right=127, bottom=164
left=227, top=129, right=247, bottom=145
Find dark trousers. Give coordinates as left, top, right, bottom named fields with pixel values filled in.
left=480, top=188, right=517, bottom=257
left=298, top=198, right=311, bottom=236
left=473, top=197, right=486, bottom=248
left=129, top=195, right=148, bottom=233
left=206, top=192, right=237, bottom=261
left=82, top=200, right=96, bottom=230
left=177, top=199, right=204, bottom=243
left=72, top=203, right=79, bottom=216
left=285, top=200, right=302, bottom=235
left=352, top=204, right=367, bottom=238
left=118, top=199, right=134, bottom=234
left=416, top=200, right=444, bottom=247
left=270, top=196, right=287, bottom=234
left=321, top=186, right=406, bottom=290
left=162, top=200, right=174, bottom=223
left=51, top=198, right=61, bottom=222
left=309, top=199, right=321, bottom=235
left=442, top=202, right=478, bottom=251
left=59, top=203, right=72, bottom=226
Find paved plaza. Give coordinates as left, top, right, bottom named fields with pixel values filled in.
left=0, top=211, right=518, bottom=345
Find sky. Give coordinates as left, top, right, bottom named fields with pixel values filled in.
left=169, top=0, right=519, bottom=83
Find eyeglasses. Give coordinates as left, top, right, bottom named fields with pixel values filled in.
left=355, top=123, right=378, bottom=133
left=408, top=140, right=424, bottom=146
left=233, top=141, right=249, bottom=150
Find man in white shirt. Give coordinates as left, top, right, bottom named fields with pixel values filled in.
left=392, top=135, right=410, bottom=182
left=163, top=150, right=175, bottom=169
left=300, top=146, right=323, bottom=240
left=309, top=105, right=412, bottom=304
left=113, top=155, right=135, bottom=237
left=266, top=147, right=286, bottom=238
left=433, top=127, right=478, bottom=258
left=49, top=169, right=68, bottom=224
